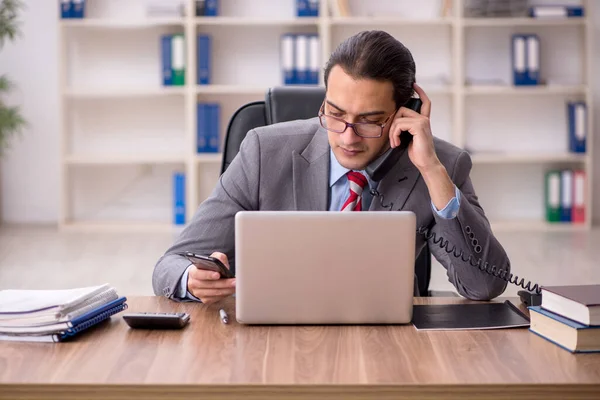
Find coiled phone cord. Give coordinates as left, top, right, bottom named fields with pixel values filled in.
left=370, top=189, right=542, bottom=295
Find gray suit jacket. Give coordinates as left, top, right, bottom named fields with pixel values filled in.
left=153, top=117, right=510, bottom=301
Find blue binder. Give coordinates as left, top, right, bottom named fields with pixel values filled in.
left=60, top=0, right=72, bottom=18
left=58, top=297, right=128, bottom=341
left=568, top=102, right=586, bottom=153
left=197, top=34, right=211, bottom=85
left=308, top=34, right=319, bottom=85
left=296, top=0, right=310, bottom=16
left=71, top=0, right=86, bottom=18
left=161, top=35, right=173, bottom=86
left=308, top=0, right=319, bottom=17
left=208, top=104, right=220, bottom=153
left=205, top=0, right=219, bottom=16
left=294, top=35, right=309, bottom=85
left=529, top=5, right=584, bottom=18
left=173, top=172, right=186, bottom=225
left=560, top=169, right=572, bottom=222
left=197, top=103, right=208, bottom=152
left=525, top=34, right=540, bottom=85
left=281, top=34, right=295, bottom=85
left=511, top=34, right=528, bottom=86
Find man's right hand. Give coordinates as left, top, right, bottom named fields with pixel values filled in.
left=187, top=252, right=236, bottom=305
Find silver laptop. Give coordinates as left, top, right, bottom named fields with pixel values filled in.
left=234, top=211, right=416, bottom=325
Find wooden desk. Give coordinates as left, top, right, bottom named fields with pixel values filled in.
left=1, top=296, right=599, bottom=400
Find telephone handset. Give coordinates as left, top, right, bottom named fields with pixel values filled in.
left=363, top=98, right=542, bottom=298
left=365, top=98, right=423, bottom=182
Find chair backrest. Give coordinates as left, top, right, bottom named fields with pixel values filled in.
left=222, top=86, right=325, bottom=174
left=221, top=86, right=431, bottom=296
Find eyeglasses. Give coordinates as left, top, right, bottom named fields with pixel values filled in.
left=317, top=100, right=397, bottom=138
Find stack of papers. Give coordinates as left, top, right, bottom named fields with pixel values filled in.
left=0, top=284, right=127, bottom=342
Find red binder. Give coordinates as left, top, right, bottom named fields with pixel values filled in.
left=572, top=170, right=586, bottom=224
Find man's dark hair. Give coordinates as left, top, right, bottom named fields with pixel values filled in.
left=323, top=30, right=416, bottom=108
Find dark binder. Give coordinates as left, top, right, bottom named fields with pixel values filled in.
left=412, top=301, right=530, bottom=331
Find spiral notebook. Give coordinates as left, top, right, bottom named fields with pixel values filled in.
left=0, top=297, right=128, bottom=343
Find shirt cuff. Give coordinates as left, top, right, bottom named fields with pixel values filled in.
left=176, top=264, right=202, bottom=302
left=431, top=185, right=461, bottom=219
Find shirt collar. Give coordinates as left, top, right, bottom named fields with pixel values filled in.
left=329, top=148, right=377, bottom=190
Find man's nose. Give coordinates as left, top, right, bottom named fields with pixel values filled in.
left=340, top=124, right=362, bottom=145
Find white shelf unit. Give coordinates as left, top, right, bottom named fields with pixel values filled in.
left=58, top=0, right=594, bottom=232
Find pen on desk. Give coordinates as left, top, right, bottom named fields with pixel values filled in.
left=219, top=308, right=229, bottom=324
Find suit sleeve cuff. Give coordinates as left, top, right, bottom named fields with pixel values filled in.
left=176, top=264, right=202, bottom=302
left=431, top=185, right=461, bottom=220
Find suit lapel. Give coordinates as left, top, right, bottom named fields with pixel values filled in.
left=293, top=126, right=330, bottom=211
left=369, top=149, right=421, bottom=212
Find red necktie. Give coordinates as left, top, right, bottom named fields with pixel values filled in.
left=341, top=171, right=368, bottom=211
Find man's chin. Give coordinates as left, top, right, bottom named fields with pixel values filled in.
left=336, top=153, right=370, bottom=171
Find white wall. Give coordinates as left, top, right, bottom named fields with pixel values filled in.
left=1, top=0, right=599, bottom=224
left=0, top=0, right=59, bottom=223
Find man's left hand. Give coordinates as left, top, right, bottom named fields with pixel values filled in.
left=388, top=82, right=441, bottom=174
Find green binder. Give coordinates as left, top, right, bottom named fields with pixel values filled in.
left=171, top=34, right=185, bottom=86
left=545, top=170, right=561, bottom=222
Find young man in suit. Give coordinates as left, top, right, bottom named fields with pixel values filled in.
left=153, top=30, right=511, bottom=304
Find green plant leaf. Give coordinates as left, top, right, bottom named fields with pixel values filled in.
left=0, top=74, right=13, bottom=93
left=0, top=0, right=25, bottom=48
left=0, top=104, right=26, bottom=156
left=0, top=0, right=26, bottom=157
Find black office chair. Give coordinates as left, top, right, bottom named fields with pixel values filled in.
left=221, top=86, right=432, bottom=296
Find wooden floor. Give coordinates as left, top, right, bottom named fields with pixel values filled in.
left=1, top=224, right=599, bottom=297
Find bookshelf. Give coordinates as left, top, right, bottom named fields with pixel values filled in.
left=58, top=0, right=594, bottom=232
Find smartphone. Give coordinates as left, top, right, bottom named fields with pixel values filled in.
left=184, top=252, right=234, bottom=279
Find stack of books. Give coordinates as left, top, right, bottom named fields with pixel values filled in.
left=0, top=284, right=127, bottom=343
left=529, top=285, right=599, bottom=353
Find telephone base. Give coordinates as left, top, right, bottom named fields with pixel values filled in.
left=518, top=290, right=542, bottom=307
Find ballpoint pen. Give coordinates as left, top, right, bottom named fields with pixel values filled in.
left=219, top=309, right=229, bottom=324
